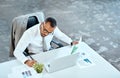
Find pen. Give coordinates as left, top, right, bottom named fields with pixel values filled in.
left=29, top=55, right=34, bottom=60
left=23, top=52, right=34, bottom=60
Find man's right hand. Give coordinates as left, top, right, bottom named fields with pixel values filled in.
left=24, top=60, right=37, bottom=67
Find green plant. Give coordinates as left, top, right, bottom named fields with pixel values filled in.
left=33, top=63, right=44, bottom=73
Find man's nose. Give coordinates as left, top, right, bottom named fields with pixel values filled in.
left=44, top=33, right=49, bottom=36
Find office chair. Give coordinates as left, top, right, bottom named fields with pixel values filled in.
left=10, top=12, right=64, bottom=57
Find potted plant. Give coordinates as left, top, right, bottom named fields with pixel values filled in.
left=33, top=63, right=44, bottom=77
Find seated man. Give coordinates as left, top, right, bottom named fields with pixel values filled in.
left=14, top=17, right=78, bottom=67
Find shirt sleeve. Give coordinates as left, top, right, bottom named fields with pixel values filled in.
left=54, top=27, right=72, bottom=45
left=14, top=30, right=33, bottom=64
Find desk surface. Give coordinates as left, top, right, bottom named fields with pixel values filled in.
left=0, top=42, right=120, bottom=78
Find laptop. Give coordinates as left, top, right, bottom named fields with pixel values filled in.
left=44, top=52, right=79, bottom=73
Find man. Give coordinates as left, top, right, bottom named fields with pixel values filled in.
left=14, top=17, right=78, bottom=67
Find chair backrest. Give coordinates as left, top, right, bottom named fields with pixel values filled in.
left=10, top=12, right=44, bottom=57
left=26, top=16, right=39, bottom=29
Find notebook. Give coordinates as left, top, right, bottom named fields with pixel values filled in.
left=44, top=52, right=79, bottom=73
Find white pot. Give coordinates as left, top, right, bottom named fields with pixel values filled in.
left=37, top=73, right=43, bottom=78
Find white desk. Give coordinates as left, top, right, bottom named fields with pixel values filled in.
left=0, top=42, right=120, bottom=78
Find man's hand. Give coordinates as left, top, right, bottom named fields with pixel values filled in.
left=71, top=41, right=79, bottom=45
left=24, top=60, right=37, bottom=67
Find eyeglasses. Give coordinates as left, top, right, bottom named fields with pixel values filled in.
left=41, top=24, right=53, bottom=35
left=43, top=26, right=52, bottom=34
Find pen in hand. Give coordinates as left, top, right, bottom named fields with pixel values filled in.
left=29, top=55, right=34, bottom=60
left=23, top=51, right=34, bottom=60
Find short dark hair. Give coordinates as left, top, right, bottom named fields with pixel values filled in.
left=45, top=17, right=57, bottom=27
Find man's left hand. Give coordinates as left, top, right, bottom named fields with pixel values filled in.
left=71, top=41, right=79, bottom=45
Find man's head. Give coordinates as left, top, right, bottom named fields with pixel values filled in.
left=40, top=17, right=57, bottom=37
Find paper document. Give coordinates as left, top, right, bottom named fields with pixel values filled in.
left=8, top=65, right=42, bottom=78
left=79, top=36, right=82, bottom=43
left=77, top=52, right=95, bottom=68
left=71, top=36, right=82, bottom=54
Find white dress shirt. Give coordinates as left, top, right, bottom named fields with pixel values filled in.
left=14, top=23, right=72, bottom=64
